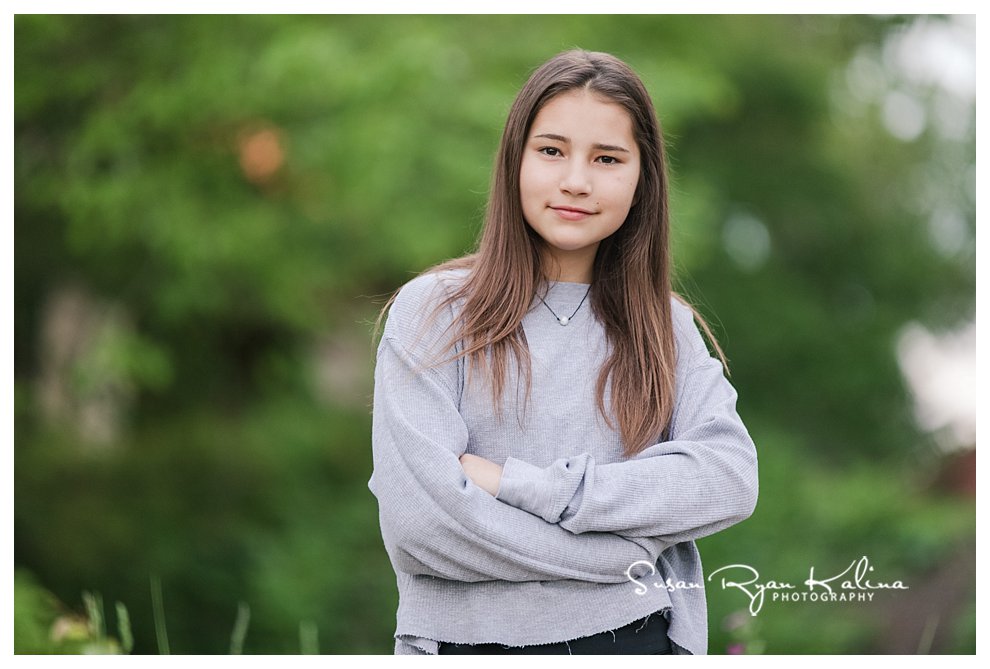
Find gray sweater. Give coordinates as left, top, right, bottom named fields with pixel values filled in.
left=368, top=269, right=758, bottom=655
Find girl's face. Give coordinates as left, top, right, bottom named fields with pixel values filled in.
left=519, top=88, right=641, bottom=280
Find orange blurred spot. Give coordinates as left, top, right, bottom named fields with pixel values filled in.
left=238, top=126, right=285, bottom=185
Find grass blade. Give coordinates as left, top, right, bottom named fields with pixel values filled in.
left=82, top=591, right=105, bottom=639
left=299, top=620, right=320, bottom=655
left=229, top=602, right=250, bottom=655
left=149, top=576, right=170, bottom=655
left=299, top=621, right=319, bottom=655
left=115, top=601, right=134, bottom=654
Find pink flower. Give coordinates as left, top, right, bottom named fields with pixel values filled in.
left=727, top=643, right=746, bottom=655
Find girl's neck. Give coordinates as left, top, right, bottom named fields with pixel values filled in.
left=542, top=248, right=597, bottom=284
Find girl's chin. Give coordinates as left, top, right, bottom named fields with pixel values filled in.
left=546, top=240, right=598, bottom=253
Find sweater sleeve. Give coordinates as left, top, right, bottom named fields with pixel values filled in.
left=368, top=274, right=670, bottom=583
left=494, top=301, right=759, bottom=540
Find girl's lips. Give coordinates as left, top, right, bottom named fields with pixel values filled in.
left=551, top=206, right=595, bottom=221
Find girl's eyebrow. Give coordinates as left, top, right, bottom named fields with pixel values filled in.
left=532, top=132, right=631, bottom=153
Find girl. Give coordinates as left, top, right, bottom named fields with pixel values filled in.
left=368, top=49, right=758, bottom=655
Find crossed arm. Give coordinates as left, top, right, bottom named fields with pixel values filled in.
left=463, top=350, right=758, bottom=542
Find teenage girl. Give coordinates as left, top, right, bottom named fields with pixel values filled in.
left=369, top=49, right=758, bottom=655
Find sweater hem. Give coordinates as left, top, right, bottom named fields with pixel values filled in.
left=395, top=604, right=684, bottom=655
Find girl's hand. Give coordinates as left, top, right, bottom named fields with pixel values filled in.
left=459, top=453, right=503, bottom=497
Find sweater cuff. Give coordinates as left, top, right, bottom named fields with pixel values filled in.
left=495, top=456, right=584, bottom=523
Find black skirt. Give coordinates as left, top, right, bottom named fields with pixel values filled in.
left=436, top=611, right=672, bottom=655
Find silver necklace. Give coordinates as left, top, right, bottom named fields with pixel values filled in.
left=538, top=285, right=592, bottom=326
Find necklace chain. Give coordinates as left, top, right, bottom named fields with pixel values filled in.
left=538, top=285, right=592, bottom=326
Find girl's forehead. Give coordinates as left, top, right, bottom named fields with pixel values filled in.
left=528, top=90, right=636, bottom=141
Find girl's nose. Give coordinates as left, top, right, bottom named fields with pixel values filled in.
left=559, top=163, right=592, bottom=196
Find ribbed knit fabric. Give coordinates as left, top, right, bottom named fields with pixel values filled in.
left=368, top=269, right=758, bottom=655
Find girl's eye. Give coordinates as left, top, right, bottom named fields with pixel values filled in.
left=597, top=155, right=620, bottom=165
left=538, top=146, right=562, bottom=157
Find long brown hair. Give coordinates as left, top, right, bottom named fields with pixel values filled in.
left=373, top=49, right=726, bottom=458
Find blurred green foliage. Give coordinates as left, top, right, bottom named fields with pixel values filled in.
left=14, top=570, right=130, bottom=653
left=15, top=15, right=974, bottom=654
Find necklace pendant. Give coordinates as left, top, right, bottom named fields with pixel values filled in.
left=558, top=316, right=570, bottom=326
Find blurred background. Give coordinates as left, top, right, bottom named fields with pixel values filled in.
left=14, top=14, right=975, bottom=654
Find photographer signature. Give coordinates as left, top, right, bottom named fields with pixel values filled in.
left=705, top=556, right=909, bottom=615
